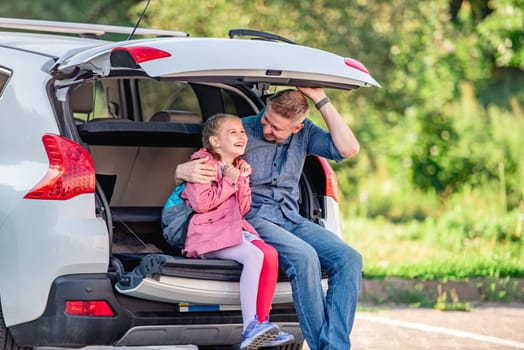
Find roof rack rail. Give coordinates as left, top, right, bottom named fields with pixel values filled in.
left=0, top=17, right=188, bottom=38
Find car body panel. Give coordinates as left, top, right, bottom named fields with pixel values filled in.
left=0, top=47, right=109, bottom=328
left=0, top=31, right=103, bottom=58
left=320, top=196, right=343, bottom=236
left=116, top=275, right=327, bottom=305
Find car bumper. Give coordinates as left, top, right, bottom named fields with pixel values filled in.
left=9, top=273, right=302, bottom=347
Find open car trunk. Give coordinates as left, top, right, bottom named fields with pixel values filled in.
left=60, top=33, right=378, bottom=308
left=76, top=117, right=327, bottom=307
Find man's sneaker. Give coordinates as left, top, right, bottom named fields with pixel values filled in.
left=240, top=317, right=279, bottom=350
left=260, top=330, right=295, bottom=347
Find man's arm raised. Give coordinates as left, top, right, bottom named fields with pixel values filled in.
left=298, top=87, right=360, bottom=159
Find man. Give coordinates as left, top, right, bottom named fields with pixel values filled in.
left=176, top=87, right=362, bottom=350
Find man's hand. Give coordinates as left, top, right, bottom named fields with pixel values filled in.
left=175, top=157, right=217, bottom=184
left=297, top=87, right=327, bottom=104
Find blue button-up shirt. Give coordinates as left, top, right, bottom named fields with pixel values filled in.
left=242, top=111, right=344, bottom=224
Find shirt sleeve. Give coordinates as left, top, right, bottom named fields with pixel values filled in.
left=304, top=119, right=345, bottom=162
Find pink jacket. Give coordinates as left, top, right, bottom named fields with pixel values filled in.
left=181, top=149, right=258, bottom=257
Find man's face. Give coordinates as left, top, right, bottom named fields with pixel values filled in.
left=261, top=107, right=304, bottom=144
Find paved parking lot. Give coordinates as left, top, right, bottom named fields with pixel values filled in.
left=344, top=303, right=524, bottom=350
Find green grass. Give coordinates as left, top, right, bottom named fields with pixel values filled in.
left=343, top=215, right=524, bottom=280
left=341, top=182, right=524, bottom=306
left=339, top=171, right=524, bottom=281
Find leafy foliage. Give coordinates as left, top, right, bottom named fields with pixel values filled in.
left=0, top=0, right=138, bottom=26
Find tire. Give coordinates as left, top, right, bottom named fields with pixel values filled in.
left=0, top=303, right=31, bottom=350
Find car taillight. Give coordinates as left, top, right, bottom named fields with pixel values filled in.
left=317, top=156, right=339, bottom=202
left=344, top=57, right=369, bottom=74
left=65, top=300, right=115, bottom=317
left=24, top=134, right=95, bottom=200
left=111, top=46, right=171, bottom=64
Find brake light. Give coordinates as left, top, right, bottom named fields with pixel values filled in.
left=344, top=57, right=369, bottom=74
left=65, top=300, right=115, bottom=317
left=317, top=156, right=339, bottom=202
left=111, top=46, right=171, bottom=64
left=24, top=134, right=95, bottom=200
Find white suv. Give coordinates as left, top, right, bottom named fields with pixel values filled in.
left=0, top=18, right=379, bottom=350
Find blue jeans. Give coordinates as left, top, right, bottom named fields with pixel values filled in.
left=248, top=216, right=362, bottom=350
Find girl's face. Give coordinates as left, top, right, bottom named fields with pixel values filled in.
left=209, top=117, right=247, bottom=163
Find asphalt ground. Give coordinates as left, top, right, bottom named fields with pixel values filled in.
left=310, top=302, right=524, bottom=350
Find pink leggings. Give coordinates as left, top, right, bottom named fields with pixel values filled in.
left=251, top=239, right=279, bottom=321
left=206, top=237, right=278, bottom=327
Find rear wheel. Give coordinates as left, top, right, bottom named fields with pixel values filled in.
left=0, top=303, right=31, bottom=350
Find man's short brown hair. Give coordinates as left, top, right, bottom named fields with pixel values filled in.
left=267, top=89, right=309, bottom=121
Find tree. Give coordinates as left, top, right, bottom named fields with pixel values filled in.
left=0, top=0, right=138, bottom=26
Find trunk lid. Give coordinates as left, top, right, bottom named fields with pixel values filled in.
left=52, top=37, right=380, bottom=89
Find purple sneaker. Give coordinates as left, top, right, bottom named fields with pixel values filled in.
left=240, top=317, right=279, bottom=350
left=260, top=330, right=295, bottom=347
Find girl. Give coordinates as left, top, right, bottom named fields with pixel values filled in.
left=181, top=113, right=294, bottom=350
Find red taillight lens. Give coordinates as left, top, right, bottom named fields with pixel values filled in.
left=65, top=300, right=115, bottom=317
left=111, top=46, right=171, bottom=64
left=317, top=156, right=339, bottom=202
left=24, top=134, right=95, bottom=200
left=344, top=57, right=369, bottom=74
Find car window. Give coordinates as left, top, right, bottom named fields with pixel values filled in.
left=0, top=67, right=12, bottom=98
left=138, top=80, right=202, bottom=122
left=93, top=81, right=109, bottom=118
left=221, top=89, right=237, bottom=115
left=71, top=81, right=110, bottom=122
left=220, top=88, right=258, bottom=117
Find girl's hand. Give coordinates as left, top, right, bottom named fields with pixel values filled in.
left=223, top=164, right=240, bottom=183
left=239, top=162, right=252, bottom=177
